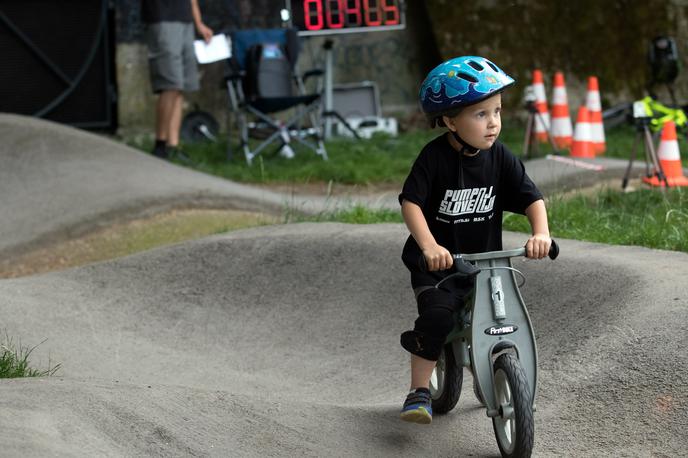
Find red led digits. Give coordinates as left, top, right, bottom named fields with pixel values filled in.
left=326, top=0, right=344, bottom=28
left=344, top=0, right=362, bottom=27
left=304, top=0, right=324, bottom=30
left=363, top=0, right=382, bottom=26
left=381, top=0, right=399, bottom=24
left=300, top=0, right=401, bottom=32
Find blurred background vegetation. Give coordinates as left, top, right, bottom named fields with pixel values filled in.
left=426, top=0, right=684, bottom=107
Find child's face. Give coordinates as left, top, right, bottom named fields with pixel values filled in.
left=444, top=93, right=502, bottom=150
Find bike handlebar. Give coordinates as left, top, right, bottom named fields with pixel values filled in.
left=418, top=239, right=559, bottom=274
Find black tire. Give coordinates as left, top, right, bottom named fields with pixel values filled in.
left=180, top=111, right=219, bottom=143
left=468, top=348, right=485, bottom=406
left=430, top=344, right=463, bottom=414
left=473, top=372, right=485, bottom=406
left=491, top=353, right=534, bottom=458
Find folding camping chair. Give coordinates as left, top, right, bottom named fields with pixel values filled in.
left=225, top=28, right=327, bottom=165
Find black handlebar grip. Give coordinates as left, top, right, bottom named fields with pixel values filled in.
left=548, top=239, right=560, bottom=260
left=417, top=253, right=480, bottom=276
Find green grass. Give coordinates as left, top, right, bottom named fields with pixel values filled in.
left=126, top=118, right=688, bottom=253
left=129, top=130, right=435, bottom=185
left=0, top=335, right=61, bottom=378
left=293, top=204, right=403, bottom=224
left=503, top=187, right=688, bottom=252
left=127, top=118, right=688, bottom=186
left=300, top=188, right=687, bottom=253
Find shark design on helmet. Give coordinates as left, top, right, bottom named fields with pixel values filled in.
left=420, top=56, right=515, bottom=128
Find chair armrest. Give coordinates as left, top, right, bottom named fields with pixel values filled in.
left=224, top=69, right=246, bottom=82
left=302, top=69, right=324, bottom=82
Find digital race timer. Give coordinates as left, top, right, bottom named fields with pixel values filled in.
left=286, top=0, right=405, bottom=36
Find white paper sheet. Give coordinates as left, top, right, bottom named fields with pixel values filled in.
left=194, top=34, right=231, bottom=64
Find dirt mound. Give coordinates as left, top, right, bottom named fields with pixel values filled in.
left=1, top=223, right=686, bottom=456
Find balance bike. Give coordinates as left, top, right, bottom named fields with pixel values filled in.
left=429, top=241, right=559, bottom=458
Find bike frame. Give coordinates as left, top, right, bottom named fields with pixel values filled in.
left=444, top=247, right=538, bottom=417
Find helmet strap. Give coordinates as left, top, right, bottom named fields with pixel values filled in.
left=450, top=131, right=480, bottom=155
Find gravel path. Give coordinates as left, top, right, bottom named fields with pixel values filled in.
left=1, top=114, right=685, bottom=456
left=1, top=224, right=686, bottom=456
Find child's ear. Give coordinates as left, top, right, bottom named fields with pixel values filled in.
left=442, top=115, right=455, bottom=131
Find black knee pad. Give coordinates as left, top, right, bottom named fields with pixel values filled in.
left=415, top=288, right=456, bottom=338
left=400, top=330, right=446, bottom=361
left=400, top=288, right=458, bottom=360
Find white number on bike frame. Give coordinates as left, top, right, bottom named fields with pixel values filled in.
left=490, top=276, right=506, bottom=320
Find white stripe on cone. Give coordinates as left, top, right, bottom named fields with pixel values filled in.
left=586, top=80, right=606, bottom=152
left=573, top=119, right=592, bottom=141
left=552, top=117, right=572, bottom=136
left=586, top=90, right=601, bottom=111
left=552, top=86, right=567, bottom=105
left=535, top=112, right=550, bottom=134
left=571, top=106, right=594, bottom=158
left=533, top=80, right=550, bottom=137
left=590, top=123, right=605, bottom=145
left=658, top=136, right=681, bottom=161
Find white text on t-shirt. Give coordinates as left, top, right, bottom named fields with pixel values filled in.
left=438, top=186, right=496, bottom=216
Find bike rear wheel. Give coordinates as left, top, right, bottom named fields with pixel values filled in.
left=429, top=344, right=463, bottom=414
left=492, top=353, right=534, bottom=458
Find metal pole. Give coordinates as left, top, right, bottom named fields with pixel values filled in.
left=324, top=40, right=334, bottom=139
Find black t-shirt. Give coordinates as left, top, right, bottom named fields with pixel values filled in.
left=399, top=134, right=543, bottom=288
left=141, top=0, right=193, bottom=24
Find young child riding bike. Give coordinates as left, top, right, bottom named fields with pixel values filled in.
left=398, top=56, right=552, bottom=424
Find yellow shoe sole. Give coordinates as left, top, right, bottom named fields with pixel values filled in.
left=400, top=407, right=432, bottom=424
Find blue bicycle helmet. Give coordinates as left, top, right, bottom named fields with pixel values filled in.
left=420, top=56, right=515, bottom=128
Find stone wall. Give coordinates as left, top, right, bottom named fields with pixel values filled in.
left=426, top=0, right=688, bottom=111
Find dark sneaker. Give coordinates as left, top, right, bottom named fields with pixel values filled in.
left=151, top=144, right=168, bottom=159
left=400, top=389, right=432, bottom=424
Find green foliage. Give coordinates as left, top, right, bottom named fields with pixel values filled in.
left=0, top=335, right=61, bottom=378
left=293, top=204, right=403, bottom=224
left=504, top=188, right=688, bottom=252
left=128, top=123, right=688, bottom=253
left=129, top=131, right=436, bottom=185
left=128, top=118, right=687, bottom=187
left=312, top=188, right=687, bottom=254
left=425, top=0, right=678, bottom=100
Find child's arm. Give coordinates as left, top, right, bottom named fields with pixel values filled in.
left=401, top=200, right=453, bottom=271
left=524, top=199, right=551, bottom=259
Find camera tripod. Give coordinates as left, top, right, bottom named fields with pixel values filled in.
left=320, top=39, right=360, bottom=140
left=621, top=116, right=669, bottom=190
left=523, top=101, right=560, bottom=158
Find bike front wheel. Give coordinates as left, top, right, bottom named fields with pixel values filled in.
left=429, top=344, right=463, bottom=414
left=491, top=353, right=534, bottom=458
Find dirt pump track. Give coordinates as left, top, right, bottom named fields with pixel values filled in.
left=0, top=114, right=687, bottom=456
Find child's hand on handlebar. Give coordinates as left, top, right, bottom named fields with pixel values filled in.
left=525, top=233, right=552, bottom=259
left=422, top=244, right=454, bottom=271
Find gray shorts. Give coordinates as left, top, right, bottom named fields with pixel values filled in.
left=146, top=22, right=199, bottom=93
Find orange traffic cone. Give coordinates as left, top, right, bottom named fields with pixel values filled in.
left=532, top=69, right=550, bottom=143
left=570, top=106, right=594, bottom=158
left=550, top=71, right=573, bottom=149
left=586, top=76, right=606, bottom=155
left=643, top=120, right=688, bottom=187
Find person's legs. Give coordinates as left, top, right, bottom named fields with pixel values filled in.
left=156, top=90, right=181, bottom=142
left=147, top=22, right=186, bottom=158
left=400, top=287, right=462, bottom=423
left=164, top=23, right=198, bottom=157
left=166, top=91, right=184, bottom=147
left=151, top=89, right=180, bottom=158
left=410, top=354, right=436, bottom=390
